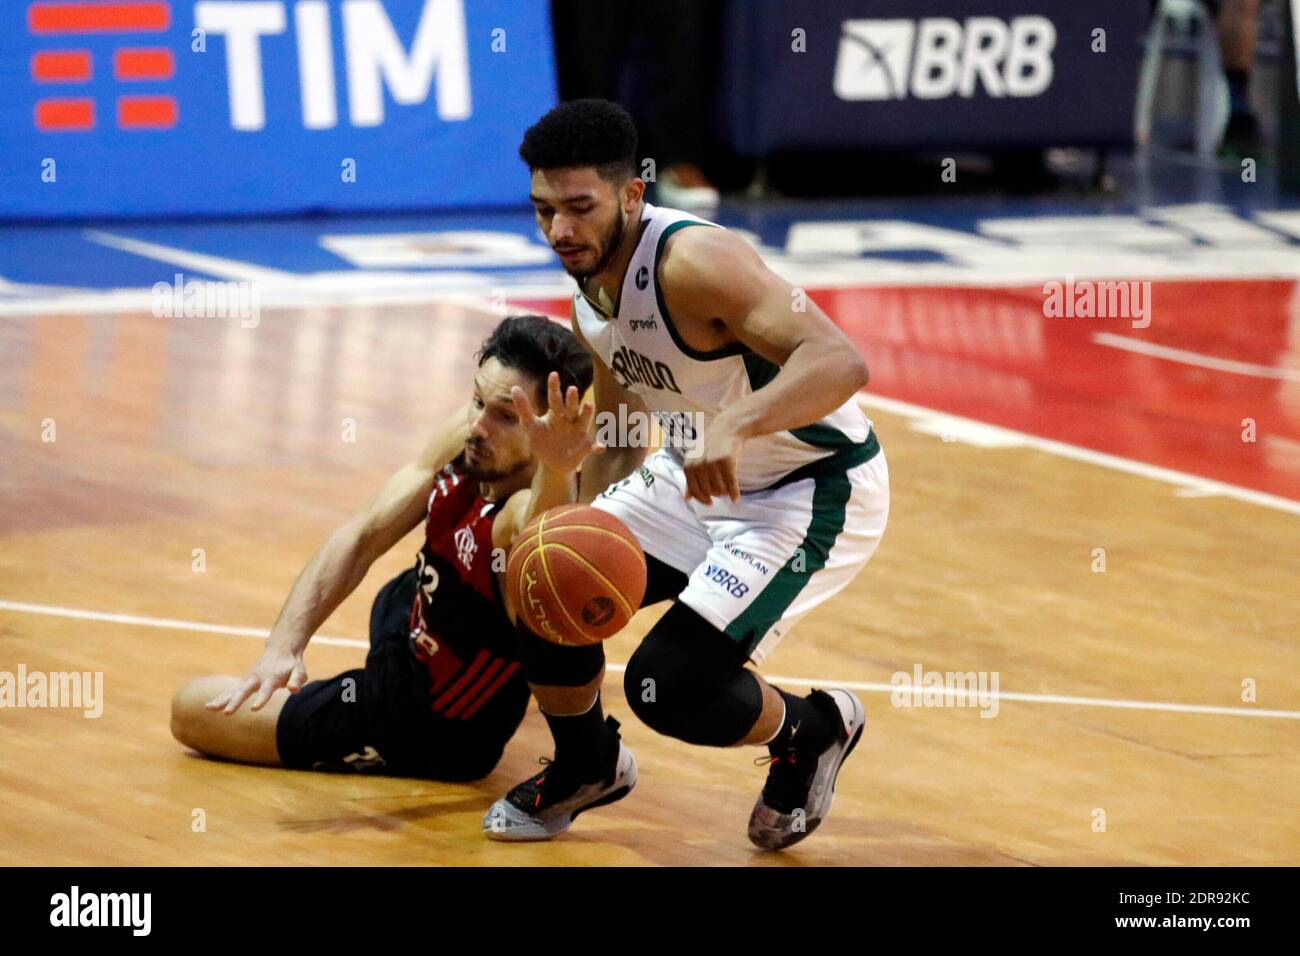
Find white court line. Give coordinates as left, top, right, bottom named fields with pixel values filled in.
left=0, top=599, right=366, bottom=650
left=856, top=393, right=1300, bottom=516
left=2, top=599, right=1296, bottom=720
left=1093, top=332, right=1300, bottom=382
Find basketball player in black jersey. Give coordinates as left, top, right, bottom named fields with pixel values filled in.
left=170, top=316, right=597, bottom=781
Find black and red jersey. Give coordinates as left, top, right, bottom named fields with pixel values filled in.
left=407, top=458, right=521, bottom=721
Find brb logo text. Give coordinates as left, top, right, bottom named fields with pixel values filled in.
left=834, top=16, right=1055, bottom=102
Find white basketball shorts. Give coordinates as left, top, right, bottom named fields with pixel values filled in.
left=590, top=437, right=889, bottom=663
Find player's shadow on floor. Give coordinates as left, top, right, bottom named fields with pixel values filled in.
left=563, top=811, right=1038, bottom=866
left=275, top=795, right=487, bottom=834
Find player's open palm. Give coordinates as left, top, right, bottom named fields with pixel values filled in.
left=512, top=371, right=603, bottom=473
left=206, top=645, right=309, bottom=715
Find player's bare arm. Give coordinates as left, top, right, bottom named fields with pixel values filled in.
left=659, top=227, right=870, bottom=504
left=492, top=370, right=602, bottom=618
left=207, top=405, right=471, bottom=715
left=570, top=308, right=652, bottom=503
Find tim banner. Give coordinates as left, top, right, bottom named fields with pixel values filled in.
left=0, top=0, right=557, bottom=219
left=719, top=0, right=1144, bottom=153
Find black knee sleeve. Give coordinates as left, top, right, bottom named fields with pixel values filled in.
left=623, top=602, right=763, bottom=746
left=516, top=620, right=606, bottom=687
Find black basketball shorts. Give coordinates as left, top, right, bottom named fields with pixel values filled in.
left=276, top=569, right=530, bottom=781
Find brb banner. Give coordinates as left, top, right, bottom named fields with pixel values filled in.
left=1, top=0, right=557, bottom=219
left=719, top=0, right=1144, bottom=153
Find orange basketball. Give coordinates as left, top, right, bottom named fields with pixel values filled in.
left=506, top=504, right=647, bottom=646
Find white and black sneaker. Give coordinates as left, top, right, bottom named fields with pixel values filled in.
left=482, top=717, right=637, bottom=842
left=747, top=689, right=865, bottom=850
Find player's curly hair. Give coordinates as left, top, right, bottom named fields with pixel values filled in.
left=475, top=314, right=594, bottom=410
left=518, top=98, right=638, bottom=183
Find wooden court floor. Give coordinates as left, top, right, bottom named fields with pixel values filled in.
left=1, top=303, right=1298, bottom=866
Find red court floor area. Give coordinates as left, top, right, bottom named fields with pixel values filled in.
left=518, top=278, right=1300, bottom=503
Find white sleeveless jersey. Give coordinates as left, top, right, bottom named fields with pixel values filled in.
left=572, top=203, right=877, bottom=492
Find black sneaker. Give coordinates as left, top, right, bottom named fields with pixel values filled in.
left=482, top=717, right=637, bottom=841
left=748, top=689, right=865, bottom=850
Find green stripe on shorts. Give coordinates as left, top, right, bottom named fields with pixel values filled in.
left=765, top=429, right=879, bottom=492
left=723, top=469, right=854, bottom=655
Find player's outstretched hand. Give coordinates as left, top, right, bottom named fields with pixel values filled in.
left=206, top=646, right=309, bottom=715
left=511, top=371, right=604, bottom=474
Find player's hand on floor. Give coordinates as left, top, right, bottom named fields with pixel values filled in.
left=206, top=646, right=309, bottom=715
left=512, top=370, right=603, bottom=473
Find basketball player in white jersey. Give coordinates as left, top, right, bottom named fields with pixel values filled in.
left=484, top=100, right=890, bottom=849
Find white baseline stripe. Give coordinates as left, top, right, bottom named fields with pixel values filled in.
left=0, top=599, right=366, bottom=650
left=738, top=676, right=1300, bottom=720
left=1094, top=332, right=1300, bottom=382
left=1, top=599, right=1295, bottom=719
left=856, top=393, right=1300, bottom=516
